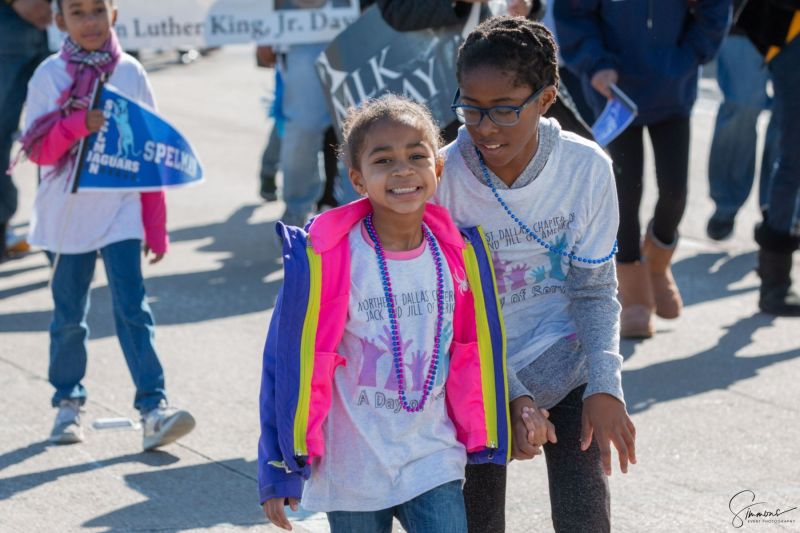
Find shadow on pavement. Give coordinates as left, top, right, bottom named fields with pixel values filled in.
left=672, top=251, right=758, bottom=308
left=0, top=263, right=46, bottom=279
left=0, top=449, right=180, bottom=501
left=82, top=458, right=266, bottom=531
left=0, top=280, right=48, bottom=300
left=0, top=440, right=50, bottom=473
left=624, top=312, right=800, bottom=414
left=618, top=251, right=758, bottom=361
left=0, top=205, right=283, bottom=339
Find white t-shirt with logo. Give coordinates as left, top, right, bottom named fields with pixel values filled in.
left=434, top=129, right=618, bottom=375
left=24, top=53, right=155, bottom=254
left=301, top=223, right=467, bottom=512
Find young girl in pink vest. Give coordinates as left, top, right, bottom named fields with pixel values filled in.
left=258, top=95, right=510, bottom=533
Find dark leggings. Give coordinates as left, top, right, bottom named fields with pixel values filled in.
left=608, top=116, right=691, bottom=263
left=464, top=463, right=506, bottom=533
left=464, top=386, right=610, bottom=533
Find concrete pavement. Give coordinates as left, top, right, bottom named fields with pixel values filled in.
left=1, top=46, right=798, bottom=532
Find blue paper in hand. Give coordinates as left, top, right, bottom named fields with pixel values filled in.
left=591, top=84, right=638, bottom=147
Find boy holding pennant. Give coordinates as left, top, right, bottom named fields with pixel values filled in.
left=16, top=0, right=196, bottom=450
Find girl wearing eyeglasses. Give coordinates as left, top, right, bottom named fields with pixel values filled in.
left=434, top=17, right=636, bottom=533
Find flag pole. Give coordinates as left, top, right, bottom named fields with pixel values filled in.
left=70, top=77, right=105, bottom=193
left=49, top=77, right=106, bottom=291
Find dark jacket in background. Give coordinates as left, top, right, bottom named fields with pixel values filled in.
left=730, top=0, right=749, bottom=34
left=377, top=0, right=546, bottom=32
left=737, top=0, right=800, bottom=59
left=377, top=0, right=489, bottom=30
left=0, top=3, right=50, bottom=230
left=0, top=3, right=48, bottom=54
left=554, top=0, right=730, bottom=125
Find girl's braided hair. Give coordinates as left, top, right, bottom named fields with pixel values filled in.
left=456, top=16, right=559, bottom=91
left=340, top=93, right=442, bottom=171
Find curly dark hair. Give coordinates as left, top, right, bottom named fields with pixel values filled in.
left=340, top=94, right=442, bottom=171
left=456, top=16, right=559, bottom=91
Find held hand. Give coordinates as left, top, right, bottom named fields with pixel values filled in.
left=507, top=0, right=532, bottom=16
left=590, top=69, right=619, bottom=100
left=510, top=396, right=555, bottom=460
left=143, top=244, right=165, bottom=265
left=11, top=0, right=52, bottom=31
left=580, top=393, right=637, bottom=476
left=263, top=497, right=299, bottom=531
left=522, top=405, right=557, bottom=447
left=85, top=110, right=106, bottom=133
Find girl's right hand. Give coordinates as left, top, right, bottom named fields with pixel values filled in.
left=263, top=497, right=299, bottom=531
left=85, top=110, right=106, bottom=133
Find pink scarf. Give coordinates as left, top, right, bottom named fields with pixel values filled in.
left=15, top=29, right=122, bottom=177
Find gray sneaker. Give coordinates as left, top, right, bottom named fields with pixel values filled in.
left=49, top=399, right=84, bottom=445
left=142, top=401, right=195, bottom=451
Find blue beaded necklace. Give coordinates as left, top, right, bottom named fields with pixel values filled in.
left=475, top=147, right=617, bottom=265
left=364, top=213, right=445, bottom=413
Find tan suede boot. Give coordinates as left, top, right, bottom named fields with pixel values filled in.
left=616, top=261, right=655, bottom=339
left=642, top=227, right=683, bottom=319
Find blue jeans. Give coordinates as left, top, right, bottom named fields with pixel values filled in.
left=708, top=35, right=780, bottom=221
left=764, top=37, right=800, bottom=236
left=279, top=43, right=331, bottom=223
left=47, top=239, right=166, bottom=413
left=326, top=480, right=467, bottom=533
left=0, top=6, right=48, bottom=224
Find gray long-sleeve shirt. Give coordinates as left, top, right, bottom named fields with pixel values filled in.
left=435, top=119, right=624, bottom=410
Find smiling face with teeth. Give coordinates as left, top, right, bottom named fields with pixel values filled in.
left=349, top=116, right=441, bottom=226
left=459, top=66, right=557, bottom=187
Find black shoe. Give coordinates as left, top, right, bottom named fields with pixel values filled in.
left=759, top=285, right=800, bottom=316
left=259, top=175, right=277, bottom=202
left=757, top=249, right=800, bottom=316
left=706, top=217, right=734, bottom=240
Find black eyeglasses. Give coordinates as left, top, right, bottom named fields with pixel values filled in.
left=450, top=85, right=547, bottom=127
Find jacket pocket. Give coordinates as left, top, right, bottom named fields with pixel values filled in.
left=447, top=340, right=490, bottom=452
left=306, top=351, right=346, bottom=459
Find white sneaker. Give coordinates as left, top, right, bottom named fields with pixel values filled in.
left=142, top=400, right=195, bottom=451
left=49, top=399, right=84, bottom=444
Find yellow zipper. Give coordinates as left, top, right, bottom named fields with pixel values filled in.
left=463, top=239, right=499, bottom=450
left=476, top=227, right=511, bottom=463
left=293, top=239, right=321, bottom=457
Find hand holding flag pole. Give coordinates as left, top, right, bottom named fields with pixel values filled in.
left=70, top=77, right=106, bottom=194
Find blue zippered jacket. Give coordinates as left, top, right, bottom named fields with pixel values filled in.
left=554, top=0, right=730, bottom=125
left=258, top=199, right=511, bottom=504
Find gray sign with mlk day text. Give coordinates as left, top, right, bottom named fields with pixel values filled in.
left=315, top=5, right=480, bottom=138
